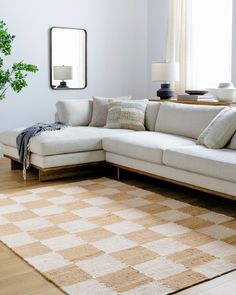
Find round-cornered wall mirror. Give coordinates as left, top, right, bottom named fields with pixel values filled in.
left=50, top=27, right=87, bottom=89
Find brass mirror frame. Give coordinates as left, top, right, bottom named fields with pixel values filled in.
left=50, top=26, right=87, bottom=90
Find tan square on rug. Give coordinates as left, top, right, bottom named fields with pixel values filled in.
left=0, top=177, right=236, bottom=295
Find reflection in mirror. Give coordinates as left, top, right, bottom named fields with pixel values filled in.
left=50, top=27, right=87, bottom=89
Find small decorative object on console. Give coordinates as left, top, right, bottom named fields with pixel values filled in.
left=185, top=90, right=208, bottom=95
left=177, top=90, right=212, bottom=101
left=177, top=94, right=214, bottom=101
left=207, top=82, right=236, bottom=102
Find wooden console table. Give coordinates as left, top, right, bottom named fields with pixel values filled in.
left=149, top=98, right=236, bottom=107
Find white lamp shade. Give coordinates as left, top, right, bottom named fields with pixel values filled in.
left=152, top=62, right=179, bottom=82
left=53, top=66, right=73, bottom=80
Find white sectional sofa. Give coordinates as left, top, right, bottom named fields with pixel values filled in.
left=0, top=99, right=236, bottom=200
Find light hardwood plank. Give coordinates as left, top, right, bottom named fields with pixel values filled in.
left=177, top=271, right=236, bottom=294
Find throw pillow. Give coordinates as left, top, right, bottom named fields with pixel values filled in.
left=105, top=100, right=147, bottom=131
left=197, top=108, right=236, bottom=148
left=89, top=96, right=131, bottom=127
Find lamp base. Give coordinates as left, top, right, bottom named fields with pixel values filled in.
left=57, top=80, right=69, bottom=88
left=157, top=83, right=175, bottom=100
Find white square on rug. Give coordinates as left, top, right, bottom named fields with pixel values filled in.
left=57, top=186, right=88, bottom=195
left=198, top=212, right=233, bottom=224
left=11, top=194, right=42, bottom=203
left=0, top=204, right=25, bottom=215
left=115, top=208, right=148, bottom=220
left=93, top=236, right=137, bottom=253
left=105, top=221, right=144, bottom=235
left=84, top=196, right=114, bottom=206
left=158, top=210, right=191, bottom=222
left=63, top=279, right=115, bottom=295
left=120, top=281, right=172, bottom=295
left=197, top=225, right=236, bottom=240
left=42, top=234, right=85, bottom=251
left=159, top=199, right=189, bottom=209
left=95, top=188, right=120, bottom=196
left=150, top=222, right=190, bottom=237
left=59, top=219, right=97, bottom=233
left=27, top=252, right=70, bottom=272
left=1, top=232, right=36, bottom=247
left=128, top=189, right=152, bottom=197
left=76, top=254, right=126, bottom=277
left=197, top=241, right=236, bottom=258
left=48, top=195, right=76, bottom=205
left=73, top=207, right=108, bottom=218
left=193, top=259, right=236, bottom=278
left=15, top=217, right=53, bottom=231
left=32, top=205, right=66, bottom=217
left=121, top=198, right=152, bottom=208
left=143, top=238, right=189, bottom=256
left=134, top=257, right=186, bottom=280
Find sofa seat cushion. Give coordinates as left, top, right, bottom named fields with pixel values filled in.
left=0, top=127, right=135, bottom=156
left=163, top=146, right=236, bottom=182
left=103, top=132, right=196, bottom=164
left=0, top=128, right=25, bottom=148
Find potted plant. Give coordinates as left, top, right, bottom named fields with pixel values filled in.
left=0, top=21, right=38, bottom=100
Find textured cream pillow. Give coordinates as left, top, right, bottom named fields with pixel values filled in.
left=89, top=96, right=131, bottom=127
left=105, top=100, right=147, bottom=131
left=197, top=108, right=236, bottom=148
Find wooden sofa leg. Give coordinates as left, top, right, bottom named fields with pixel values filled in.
left=11, top=159, right=22, bottom=170
left=117, top=167, right=120, bottom=180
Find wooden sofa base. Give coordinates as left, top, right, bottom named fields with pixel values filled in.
left=108, top=163, right=236, bottom=202
left=6, top=155, right=106, bottom=182
left=5, top=155, right=235, bottom=201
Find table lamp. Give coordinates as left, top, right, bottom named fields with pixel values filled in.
left=53, top=65, right=73, bottom=88
left=152, top=62, right=179, bottom=99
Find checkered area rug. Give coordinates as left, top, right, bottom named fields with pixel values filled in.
left=0, top=178, right=236, bottom=295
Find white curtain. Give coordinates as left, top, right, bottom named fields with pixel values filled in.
left=166, top=0, right=196, bottom=94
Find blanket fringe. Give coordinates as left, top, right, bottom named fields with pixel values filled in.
left=23, top=145, right=30, bottom=181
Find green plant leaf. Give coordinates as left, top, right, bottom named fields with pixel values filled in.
left=0, top=20, right=38, bottom=100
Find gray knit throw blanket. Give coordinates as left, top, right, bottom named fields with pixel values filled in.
left=16, top=122, right=66, bottom=180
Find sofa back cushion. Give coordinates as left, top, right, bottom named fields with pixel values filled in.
left=56, top=99, right=93, bottom=126
left=155, top=102, right=226, bottom=139
left=145, top=102, right=161, bottom=131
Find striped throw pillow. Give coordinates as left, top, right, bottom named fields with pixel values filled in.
left=105, top=100, right=147, bottom=131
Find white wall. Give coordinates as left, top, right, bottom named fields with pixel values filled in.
left=0, top=0, right=147, bottom=131
left=146, top=0, right=169, bottom=98
left=1, top=0, right=236, bottom=133
left=147, top=0, right=236, bottom=95
left=232, top=0, right=236, bottom=86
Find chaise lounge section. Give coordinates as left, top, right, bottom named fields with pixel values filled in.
left=0, top=99, right=236, bottom=200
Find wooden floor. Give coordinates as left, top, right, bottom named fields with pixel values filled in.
left=0, top=157, right=236, bottom=295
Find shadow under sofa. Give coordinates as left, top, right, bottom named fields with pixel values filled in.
left=0, top=99, right=236, bottom=200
